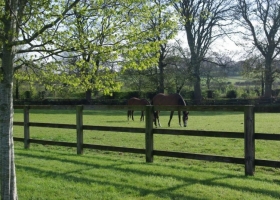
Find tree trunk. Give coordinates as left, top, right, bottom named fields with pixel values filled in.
left=0, top=77, right=17, bottom=200
left=1, top=0, right=18, bottom=199
left=264, top=60, right=273, bottom=98
left=193, top=62, right=202, bottom=104
left=261, top=71, right=264, bottom=96
left=158, top=58, right=165, bottom=93
left=15, top=79, right=19, bottom=100
left=193, top=76, right=202, bottom=104
left=1, top=49, right=18, bottom=200
left=159, top=67, right=164, bottom=93
left=264, top=81, right=272, bottom=98
left=85, top=89, right=91, bottom=102
left=206, top=75, right=210, bottom=90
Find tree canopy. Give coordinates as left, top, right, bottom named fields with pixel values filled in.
left=0, top=0, right=174, bottom=199
left=235, top=0, right=280, bottom=97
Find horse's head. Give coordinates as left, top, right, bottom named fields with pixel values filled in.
left=182, top=111, right=189, bottom=127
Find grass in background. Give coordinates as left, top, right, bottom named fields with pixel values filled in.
left=227, top=76, right=249, bottom=84
left=13, top=108, right=280, bottom=199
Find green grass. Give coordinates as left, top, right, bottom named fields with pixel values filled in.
left=13, top=109, right=280, bottom=199
left=227, top=76, right=249, bottom=84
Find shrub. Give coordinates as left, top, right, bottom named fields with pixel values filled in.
left=184, top=91, right=195, bottom=99
left=206, top=90, right=214, bottom=98
left=24, top=91, right=31, bottom=99
left=226, top=90, right=237, bottom=98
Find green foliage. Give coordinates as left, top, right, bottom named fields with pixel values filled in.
left=235, top=87, right=259, bottom=99
left=206, top=90, right=214, bottom=98
left=102, top=91, right=142, bottom=100
left=273, top=89, right=280, bottom=97
left=0, top=68, right=2, bottom=81
left=242, top=57, right=265, bottom=80
left=24, top=91, right=31, bottom=99
left=8, top=0, right=175, bottom=97
left=183, top=90, right=195, bottom=99
left=226, top=90, right=237, bottom=98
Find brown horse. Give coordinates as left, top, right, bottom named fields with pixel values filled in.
left=127, top=97, right=150, bottom=121
left=152, top=93, right=189, bottom=127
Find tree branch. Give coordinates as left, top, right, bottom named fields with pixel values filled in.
left=14, top=0, right=81, bottom=46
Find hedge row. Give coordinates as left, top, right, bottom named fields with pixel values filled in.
left=14, top=97, right=280, bottom=106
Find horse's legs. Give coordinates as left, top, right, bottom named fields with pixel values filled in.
left=157, top=111, right=161, bottom=127
left=168, top=111, right=174, bottom=127
left=178, top=110, right=181, bottom=127
left=132, top=110, right=134, bottom=121
left=127, top=110, right=131, bottom=121
left=153, top=111, right=157, bottom=127
left=153, top=111, right=160, bottom=127
left=140, top=111, right=144, bottom=121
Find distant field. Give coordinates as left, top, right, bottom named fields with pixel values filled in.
left=227, top=76, right=251, bottom=84
left=227, top=76, right=280, bottom=86
left=13, top=108, right=280, bottom=199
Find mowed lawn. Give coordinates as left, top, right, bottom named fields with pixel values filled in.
left=13, top=108, right=280, bottom=200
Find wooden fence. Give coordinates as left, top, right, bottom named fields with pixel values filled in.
left=13, top=105, right=280, bottom=176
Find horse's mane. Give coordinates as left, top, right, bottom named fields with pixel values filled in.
left=177, top=98, right=185, bottom=106
left=177, top=94, right=186, bottom=106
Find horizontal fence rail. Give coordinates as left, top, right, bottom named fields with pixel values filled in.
left=13, top=105, right=280, bottom=176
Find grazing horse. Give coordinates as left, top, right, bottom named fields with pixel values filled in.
left=127, top=97, right=150, bottom=121
left=152, top=93, right=189, bottom=127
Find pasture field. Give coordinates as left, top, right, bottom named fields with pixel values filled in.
left=227, top=76, right=249, bottom=84
left=13, top=109, right=280, bottom=199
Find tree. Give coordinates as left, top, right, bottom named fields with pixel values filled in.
left=121, top=68, right=155, bottom=92
left=12, top=1, right=163, bottom=100
left=235, top=0, right=280, bottom=98
left=164, top=43, right=191, bottom=93
left=0, top=1, right=164, bottom=198
left=242, top=56, right=280, bottom=97
left=53, top=1, right=136, bottom=101
left=143, top=0, right=178, bottom=93
left=242, top=57, right=265, bottom=96
left=0, top=1, right=82, bottom=198
left=201, top=53, right=233, bottom=90
left=173, top=0, right=234, bottom=103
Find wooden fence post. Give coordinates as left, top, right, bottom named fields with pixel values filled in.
left=24, top=106, right=30, bottom=149
left=76, top=105, right=83, bottom=155
left=244, top=105, right=255, bottom=176
left=145, top=105, right=154, bottom=162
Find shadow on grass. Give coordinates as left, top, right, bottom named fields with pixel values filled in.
left=16, top=149, right=280, bottom=200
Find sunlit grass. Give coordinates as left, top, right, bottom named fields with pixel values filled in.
left=15, top=143, right=280, bottom=200
left=13, top=108, right=280, bottom=199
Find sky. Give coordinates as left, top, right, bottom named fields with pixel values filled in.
left=174, top=31, right=247, bottom=62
